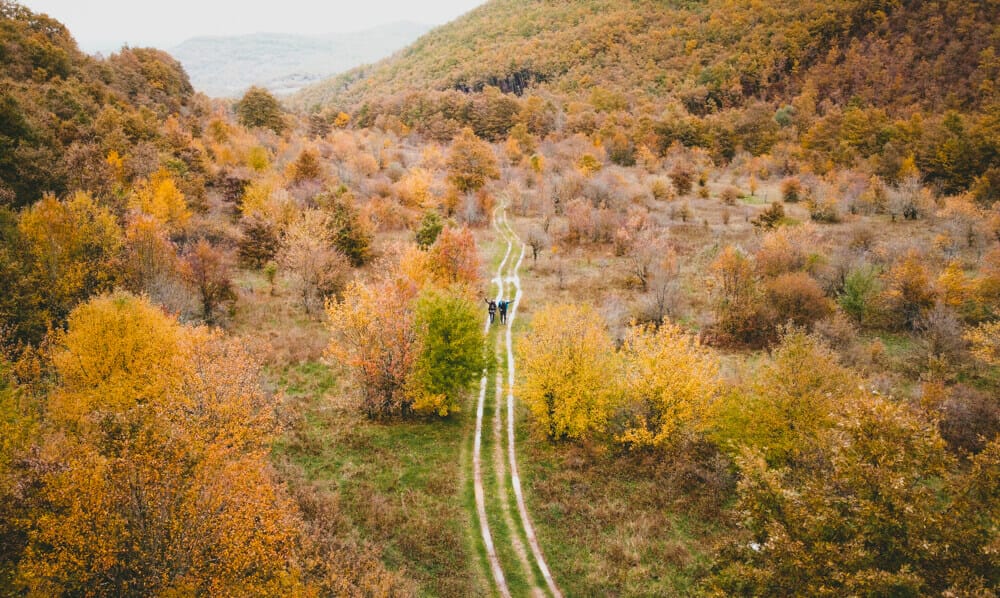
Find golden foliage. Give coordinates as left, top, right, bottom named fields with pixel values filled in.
left=129, top=168, right=191, bottom=231
left=966, top=321, right=1000, bottom=367
left=618, top=322, right=719, bottom=448
left=18, top=191, right=123, bottom=320
left=18, top=293, right=307, bottom=595
left=517, top=303, right=618, bottom=440
left=709, top=330, right=857, bottom=466
left=446, top=128, right=499, bottom=193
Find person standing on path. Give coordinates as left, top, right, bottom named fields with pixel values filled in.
left=498, top=300, right=510, bottom=324
left=485, top=299, right=497, bottom=323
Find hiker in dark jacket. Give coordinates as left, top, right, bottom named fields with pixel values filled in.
left=485, top=299, right=497, bottom=323
left=498, top=299, right=510, bottom=324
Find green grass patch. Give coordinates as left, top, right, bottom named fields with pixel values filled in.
left=519, top=432, right=724, bottom=596
left=273, top=361, right=486, bottom=598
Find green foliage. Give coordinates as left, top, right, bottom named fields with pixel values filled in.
left=320, top=191, right=373, bottom=267
left=235, top=86, right=286, bottom=134
left=708, top=398, right=994, bottom=597
left=839, top=264, right=882, bottom=325
left=408, top=288, right=485, bottom=416
left=415, top=211, right=444, bottom=249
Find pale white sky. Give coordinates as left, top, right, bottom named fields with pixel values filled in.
left=20, top=0, right=486, bottom=53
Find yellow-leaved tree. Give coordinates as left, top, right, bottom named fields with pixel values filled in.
left=129, top=168, right=191, bottom=232
left=18, top=191, right=123, bottom=324
left=517, top=303, right=618, bottom=440
left=17, top=292, right=308, bottom=595
left=966, top=320, right=1000, bottom=367
left=617, top=321, right=720, bottom=449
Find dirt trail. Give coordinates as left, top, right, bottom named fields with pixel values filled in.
left=473, top=227, right=513, bottom=597
left=473, top=208, right=560, bottom=598
left=496, top=211, right=563, bottom=598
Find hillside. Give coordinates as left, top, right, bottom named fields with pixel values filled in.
left=295, top=0, right=1000, bottom=197
left=3, top=1, right=1000, bottom=596
left=298, top=0, right=997, bottom=112
left=0, top=0, right=198, bottom=209
left=171, top=22, right=431, bottom=98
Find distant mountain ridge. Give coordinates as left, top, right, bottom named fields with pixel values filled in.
left=171, top=22, right=432, bottom=98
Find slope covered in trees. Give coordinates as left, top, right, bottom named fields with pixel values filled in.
left=2, top=0, right=1000, bottom=595
left=0, top=1, right=203, bottom=209
left=296, top=0, right=1000, bottom=198
left=299, top=0, right=996, bottom=112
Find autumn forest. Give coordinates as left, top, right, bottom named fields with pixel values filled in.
left=1, top=0, right=999, bottom=596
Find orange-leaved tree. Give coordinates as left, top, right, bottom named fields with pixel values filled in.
left=426, top=225, right=481, bottom=287
left=710, top=245, right=765, bottom=345
left=17, top=292, right=308, bottom=595
left=446, top=127, right=499, bottom=193
left=326, top=276, right=420, bottom=418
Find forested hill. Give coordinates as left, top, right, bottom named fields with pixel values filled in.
left=0, top=0, right=198, bottom=209
left=296, top=0, right=997, bottom=113
left=294, top=0, right=1000, bottom=199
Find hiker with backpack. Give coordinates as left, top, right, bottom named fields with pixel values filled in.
left=485, top=298, right=497, bottom=323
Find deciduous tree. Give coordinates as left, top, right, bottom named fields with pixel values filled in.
left=278, top=210, right=350, bottom=316
left=426, top=226, right=480, bottom=286
left=617, top=321, right=719, bottom=449
left=407, top=288, right=485, bottom=416
left=326, top=278, right=419, bottom=418
left=446, top=128, right=499, bottom=193
left=235, top=86, right=286, bottom=134
left=517, top=303, right=618, bottom=440
left=180, top=239, right=235, bottom=324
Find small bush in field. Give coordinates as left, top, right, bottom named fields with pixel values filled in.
left=751, top=202, right=785, bottom=230
left=764, top=272, right=832, bottom=329
left=808, top=196, right=841, bottom=223
left=650, top=177, right=675, bottom=201
left=669, top=164, right=694, bottom=196
left=415, top=211, right=444, bottom=249
left=781, top=177, right=803, bottom=202
left=719, top=186, right=741, bottom=205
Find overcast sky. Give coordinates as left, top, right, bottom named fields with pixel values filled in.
left=20, top=0, right=486, bottom=53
